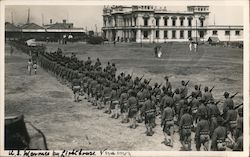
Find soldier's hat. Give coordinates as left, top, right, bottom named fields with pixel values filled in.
left=217, top=116, right=224, bottom=124
left=204, top=86, right=208, bottom=91
left=181, top=80, right=185, bottom=84
left=238, top=107, right=243, bottom=114
left=164, top=76, right=168, bottom=80
left=224, top=92, right=229, bottom=97
left=194, top=85, right=198, bottom=89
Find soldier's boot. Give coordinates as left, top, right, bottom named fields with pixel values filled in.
left=131, top=118, right=137, bottom=129
left=97, top=101, right=102, bottom=109
left=146, top=125, right=150, bottom=136
left=121, top=113, right=125, bottom=123
left=114, top=105, right=119, bottom=119
left=111, top=110, right=115, bottom=118
left=137, top=111, right=142, bottom=123
left=124, top=113, right=129, bottom=123
left=149, top=126, right=154, bottom=136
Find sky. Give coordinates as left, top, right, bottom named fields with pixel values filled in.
left=5, top=5, right=243, bottom=31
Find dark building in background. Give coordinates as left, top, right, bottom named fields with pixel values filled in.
left=5, top=19, right=87, bottom=42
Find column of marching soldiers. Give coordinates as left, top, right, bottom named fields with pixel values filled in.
left=37, top=48, right=243, bottom=151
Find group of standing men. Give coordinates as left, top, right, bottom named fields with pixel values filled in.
left=35, top=47, right=243, bottom=151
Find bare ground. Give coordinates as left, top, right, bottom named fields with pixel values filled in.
left=5, top=42, right=243, bottom=150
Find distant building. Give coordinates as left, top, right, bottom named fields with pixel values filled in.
left=5, top=19, right=86, bottom=41
left=102, top=5, right=243, bottom=43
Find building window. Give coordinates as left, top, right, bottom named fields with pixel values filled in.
left=156, top=30, right=159, bottom=38
left=200, top=31, right=204, bottom=38
left=164, top=30, right=168, bottom=38
left=235, top=30, right=240, bottom=36
left=188, top=19, right=192, bottom=26
left=156, top=19, right=160, bottom=26
left=144, top=18, right=148, bottom=26
left=188, top=31, right=192, bottom=38
left=200, top=20, right=204, bottom=27
left=164, top=18, right=168, bottom=26
left=212, top=30, right=218, bottom=35
left=225, top=31, right=230, bottom=35
left=143, top=31, right=148, bottom=38
left=134, top=17, right=137, bottom=26
left=180, top=19, right=184, bottom=26
left=172, top=30, right=176, bottom=39
left=172, top=19, right=176, bottom=26
left=180, top=30, right=184, bottom=38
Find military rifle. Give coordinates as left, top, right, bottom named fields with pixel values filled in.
left=179, top=80, right=190, bottom=94
left=234, top=103, right=243, bottom=110
left=146, top=78, right=152, bottom=85
left=158, top=83, right=163, bottom=88
left=185, top=80, right=190, bottom=86
left=215, top=100, right=221, bottom=105
left=230, top=92, right=239, bottom=99
left=185, top=94, right=192, bottom=99
left=198, top=84, right=201, bottom=91
left=139, top=75, right=144, bottom=81
left=209, top=86, right=215, bottom=92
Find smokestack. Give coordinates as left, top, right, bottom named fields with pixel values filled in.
left=63, top=19, right=66, bottom=24
left=50, top=19, right=53, bottom=24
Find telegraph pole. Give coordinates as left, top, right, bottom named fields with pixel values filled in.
left=11, top=12, right=14, bottom=24
left=27, top=8, right=30, bottom=24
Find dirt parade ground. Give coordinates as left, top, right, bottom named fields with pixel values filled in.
left=5, top=41, right=243, bottom=151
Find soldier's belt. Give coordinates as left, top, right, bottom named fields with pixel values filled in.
left=112, top=100, right=119, bottom=104
left=229, top=120, right=237, bottom=124
left=217, top=139, right=225, bottom=143
left=73, top=86, right=81, bottom=89
left=200, top=131, right=210, bottom=135
left=145, top=109, right=155, bottom=114
left=182, top=125, right=192, bottom=129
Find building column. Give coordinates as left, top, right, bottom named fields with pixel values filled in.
left=136, top=29, right=141, bottom=43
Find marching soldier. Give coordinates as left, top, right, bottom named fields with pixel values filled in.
left=179, top=106, right=193, bottom=151
left=211, top=116, right=227, bottom=151
left=110, top=83, right=119, bottom=119
left=164, top=76, right=172, bottom=92
left=224, top=103, right=237, bottom=140
left=142, top=95, right=156, bottom=136
left=202, top=86, right=214, bottom=102
left=222, top=92, right=235, bottom=119
left=161, top=102, right=175, bottom=147
left=72, top=74, right=81, bottom=102
left=128, top=90, right=138, bottom=129
left=180, top=80, right=188, bottom=98
left=207, top=100, right=221, bottom=137
left=120, top=86, right=129, bottom=123
left=103, top=82, right=112, bottom=114
left=195, top=114, right=210, bottom=151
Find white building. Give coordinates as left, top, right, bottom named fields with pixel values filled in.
left=102, top=5, right=243, bottom=43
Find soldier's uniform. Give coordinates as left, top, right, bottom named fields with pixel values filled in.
left=110, top=85, right=119, bottom=119
left=195, top=118, right=210, bottom=151
left=202, top=87, right=214, bottom=102
left=103, top=83, right=112, bottom=114
left=180, top=81, right=188, bottom=98
left=211, top=117, right=227, bottom=151
left=72, top=76, right=81, bottom=102
left=142, top=98, right=156, bottom=136
left=197, top=101, right=211, bottom=121
left=179, top=108, right=193, bottom=151
left=224, top=106, right=238, bottom=139
left=190, top=96, right=200, bottom=127
left=222, top=92, right=234, bottom=119
left=128, top=91, right=138, bottom=129
left=120, top=88, right=129, bottom=123
left=207, top=101, right=221, bottom=136
left=161, top=105, right=175, bottom=147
